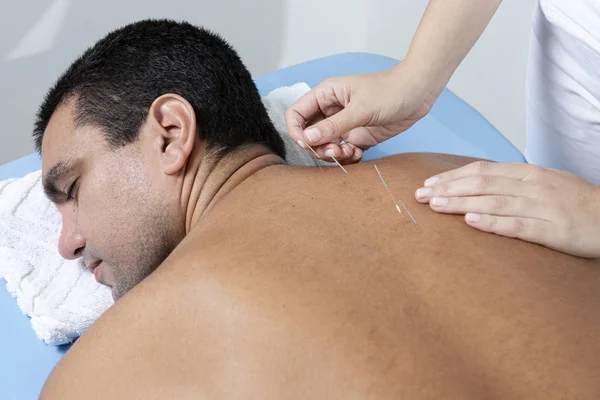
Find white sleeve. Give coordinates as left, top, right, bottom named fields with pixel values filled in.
left=526, top=0, right=600, bottom=184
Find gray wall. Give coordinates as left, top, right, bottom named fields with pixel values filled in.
left=0, top=0, right=535, bottom=165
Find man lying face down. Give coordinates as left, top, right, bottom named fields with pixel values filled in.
left=38, top=20, right=600, bottom=400
left=36, top=19, right=288, bottom=301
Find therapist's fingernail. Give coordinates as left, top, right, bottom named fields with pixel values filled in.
left=424, top=176, right=439, bottom=186
left=466, top=213, right=481, bottom=223
left=431, top=197, right=448, bottom=207
left=304, top=128, right=321, bottom=143
left=296, top=140, right=307, bottom=149
left=416, top=187, right=432, bottom=198
left=325, top=149, right=335, bottom=158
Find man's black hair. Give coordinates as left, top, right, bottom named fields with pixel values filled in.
left=33, top=19, right=286, bottom=160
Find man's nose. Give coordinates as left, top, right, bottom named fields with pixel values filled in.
left=58, top=215, right=86, bottom=260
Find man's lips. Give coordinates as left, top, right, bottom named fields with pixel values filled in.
left=85, top=260, right=102, bottom=281
left=93, top=263, right=102, bottom=281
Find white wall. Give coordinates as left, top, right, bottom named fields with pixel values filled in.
left=0, top=0, right=535, bottom=165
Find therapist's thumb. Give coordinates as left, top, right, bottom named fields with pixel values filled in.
left=302, top=107, right=363, bottom=146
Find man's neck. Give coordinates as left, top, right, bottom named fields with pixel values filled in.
left=181, top=144, right=285, bottom=233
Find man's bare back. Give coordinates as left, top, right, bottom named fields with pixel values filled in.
left=42, top=153, right=600, bottom=399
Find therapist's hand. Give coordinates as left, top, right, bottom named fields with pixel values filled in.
left=414, top=161, right=600, bottom=258
left=285, top=63, right=432, bottom=164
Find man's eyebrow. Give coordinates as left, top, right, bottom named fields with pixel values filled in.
left=43, top=160, right=76, bottom=204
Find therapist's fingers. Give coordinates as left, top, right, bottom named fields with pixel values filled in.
left=298, top=141, right=362, bottom=164
left=301, top=106, right=365, bottom=146
left=423, top=161, right=537, bottom=187
left=414, top=175, right=539, bottom=202
left=285, top=80, right=368, bottom=146
left=463, top=213, right=552, bottom=245
left=336, top=143, right=363, bottom=164
left=285, top=80, right=345, bottom=143
left=285, top=89, right=324, bottom=143
left=427, top=195, right=547, bottom=220
left=296, top=136, right=341, bottom=157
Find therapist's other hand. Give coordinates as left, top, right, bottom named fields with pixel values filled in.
left=415, top=161, right=600, bottom=258
left=285, top=63, right=431, bottom=164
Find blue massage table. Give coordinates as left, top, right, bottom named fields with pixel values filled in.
left=0, top=52, right=525, bottom=399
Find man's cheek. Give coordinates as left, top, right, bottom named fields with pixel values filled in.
left=80, top=204, right=113, bottom=245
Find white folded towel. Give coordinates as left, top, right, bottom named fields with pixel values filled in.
left=0, top=82, right=319, bottom=345
left=0, top=172, right=113, bottom=345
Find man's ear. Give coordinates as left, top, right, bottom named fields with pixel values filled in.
left=148, top=94, right=197, bottom=175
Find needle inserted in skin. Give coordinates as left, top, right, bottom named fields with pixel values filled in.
left=374, top=165, right=402, bottom=215
left=299, top=138, right=348, bottom=174
left=398, top=199, right=417, bottom=224
left=329, top=154, right=348, bottom=174
left=374, top=165, right=417, bottom=224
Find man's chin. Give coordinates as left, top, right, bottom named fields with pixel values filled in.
left=109, top=282, right=134, bottom=302
left=110, top=285, right=128, bottom=302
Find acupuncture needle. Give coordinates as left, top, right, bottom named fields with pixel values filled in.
left=299, top=139, right=347, bottom=174
left=329, top=155, right=348, bottom=174
left=373, top=164, right=417, bottom=224
left=299, top=138, right=321, bottom=159
left=397, top=199, right=417, bottom=225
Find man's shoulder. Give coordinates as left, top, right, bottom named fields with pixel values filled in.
left=40, top=245, right=222, bottom=399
